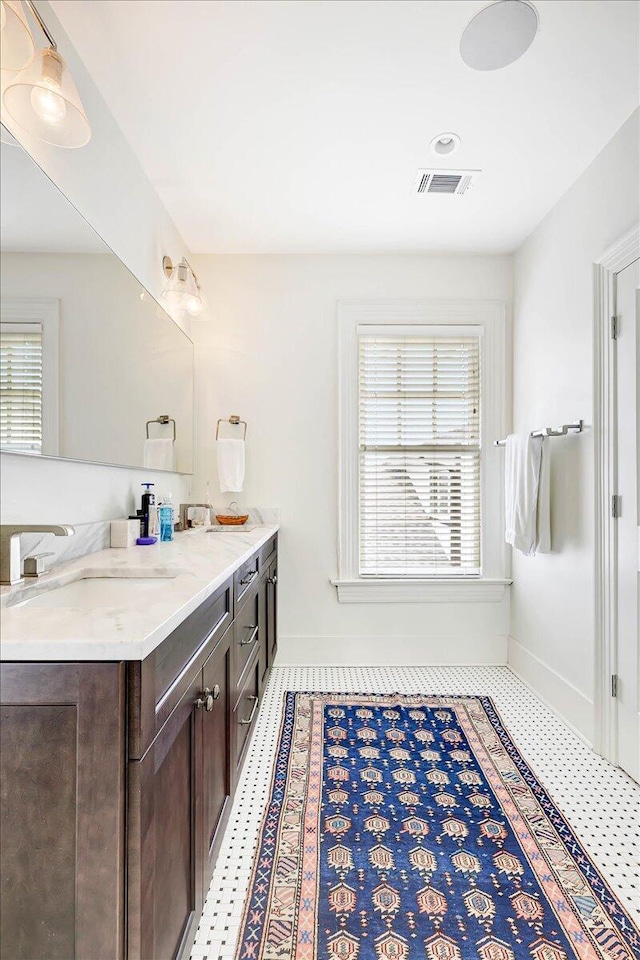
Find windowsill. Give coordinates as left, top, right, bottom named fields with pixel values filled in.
left=330, top=578, right=512, bottom=603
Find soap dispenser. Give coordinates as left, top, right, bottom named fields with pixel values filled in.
left=137, top=483, right=158, bottom=545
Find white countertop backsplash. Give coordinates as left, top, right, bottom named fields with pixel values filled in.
left=1, top=521, right=279, bottom=663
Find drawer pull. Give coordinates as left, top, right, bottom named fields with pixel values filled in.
left=239, top=695, right=259, bottom=726
left=195, top=685, right=220, bottom=712
left=240, top=570, right=257, bottom=587
left=268, top=574, right=277, bottom=586
left=239, top=624, right=259, bottom=647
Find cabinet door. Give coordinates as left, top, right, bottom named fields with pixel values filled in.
left=267, top=556, right=278, bottom=668
left=201, top=631, right=232, bottom=886
left=0, top=662, right=125, bottom=960
left=258, top=572, right=269, bottom=690
left=128, top=671, right=203, bottom=960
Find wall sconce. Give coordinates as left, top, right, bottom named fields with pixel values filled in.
left=161, top=256, right=204, bottom=317
left=1, top=0, right=91, bottom=148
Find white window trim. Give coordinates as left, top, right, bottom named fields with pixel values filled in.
left=333, top=299, right=512, bottom=603
left=1, top=298, right=60, bottom=457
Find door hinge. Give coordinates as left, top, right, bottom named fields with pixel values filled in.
left=611, top=494, right=621, bottom=519
left=611, top=674, right=619, bottom=698
left=610, top=315, right=619, bottom=339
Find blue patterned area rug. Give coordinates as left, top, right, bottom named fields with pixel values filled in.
left=236, top=693, right=639, bottom=960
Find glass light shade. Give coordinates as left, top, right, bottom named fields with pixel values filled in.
left=184, top=269, right=203, bottom=316
left=3, top=46, right=91, bottom=147
left=161, top=259, right=204, bottom=316
left=0, top=1, right=35, bottom=73
left=161, top=260, right=191, bottom=306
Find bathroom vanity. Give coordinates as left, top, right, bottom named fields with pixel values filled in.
left=0, top=528, right=278, bottom=960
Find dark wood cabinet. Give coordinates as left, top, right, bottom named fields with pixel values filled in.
left=233, top=649, right=261, bottom=779
left=201, top=630, right=232, bottom=885
left=0, top=662, right=126, bottom=960
left=266, top=555, right=278, bottom=670
left=0, top=536, right=277, bottom=960
left=127, top=669, right=203, bottom=960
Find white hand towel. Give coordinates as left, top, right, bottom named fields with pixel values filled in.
left=217, top=438, right=245, bottom=492
left=143, top=438, right=176, bottom=471
left=534, top=441, right=551, bottom=553
left=504, top=434, right=543, bottom=556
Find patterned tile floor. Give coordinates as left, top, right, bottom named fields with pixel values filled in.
left=190, top=666, right=640, bottom=959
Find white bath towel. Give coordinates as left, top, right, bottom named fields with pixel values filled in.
left=217, top=438, right=245, bottom=492
left=504, top=434, right=544, bottom=556
left=534, top=441, right=551, bottom=554
left=143, top=438, right=176, bottom=471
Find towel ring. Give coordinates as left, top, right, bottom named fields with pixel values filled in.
left=216, top=415, right=247, bottom=440
left=146, top=415, right=176, bottom=441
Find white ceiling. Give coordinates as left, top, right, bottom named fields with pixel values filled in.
left=51, top=0, right=639, bottom=255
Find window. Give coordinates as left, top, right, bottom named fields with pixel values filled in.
left=359, top=329, right=481, bottom=577
left=0, top=299, right=59, bottom=457
left=0, top=323, right=43, bottom=452
left=334, top=300, right=509, bottom=602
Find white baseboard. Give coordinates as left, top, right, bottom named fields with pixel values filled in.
left=507, top=636, right=594, bottom=746
left=276, top=634, right=508, bottom=667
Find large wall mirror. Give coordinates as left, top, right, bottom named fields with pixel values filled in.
left=0, top=137, right=194, bottom=474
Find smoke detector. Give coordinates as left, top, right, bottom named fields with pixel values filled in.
left=414, top=169, right=480, bottom=196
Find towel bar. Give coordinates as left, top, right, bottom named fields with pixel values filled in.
left=216, top=415, right=248, bottom=440
left=494, top=420, right=583, bottom=446
left=145, top=415, right=176, bottom=441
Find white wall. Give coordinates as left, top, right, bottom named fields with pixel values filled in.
left=510, top=109, right=639, bottom=742
left=0, top=2, right=194, bottom=527
left=192, top=254, right=513, bottom=665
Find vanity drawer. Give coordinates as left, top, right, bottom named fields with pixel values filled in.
left=233, top=589, right=260, bottom=696
left=233, top=652, right=260, bottom=779
left=234, top=551, right=260, bottom=606
left=128, top=577, right=233, bottom=759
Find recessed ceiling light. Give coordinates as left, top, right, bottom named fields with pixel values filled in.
left=460, top=0, right=539, bottom=71
left=430, top=132, right=461, bottom=157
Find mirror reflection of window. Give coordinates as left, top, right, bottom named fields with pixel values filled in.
left=0, top=300, right=59, bottom=456
left=0, top=322, right=43, bottom=453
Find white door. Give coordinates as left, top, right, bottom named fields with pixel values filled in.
left=614, top=257, right=640, bottom=782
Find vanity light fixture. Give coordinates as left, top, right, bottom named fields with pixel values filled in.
left=2, top=0, right=91, bottom=148
left=0, top=1, right=35, bottom=72
left=161, top=256, right=204, bottom=317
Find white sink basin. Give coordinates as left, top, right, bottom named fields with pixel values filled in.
left=13, top=575, right=176, bottom=609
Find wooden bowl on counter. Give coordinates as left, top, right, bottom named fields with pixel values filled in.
left=215, top=514, right=249, bottom=525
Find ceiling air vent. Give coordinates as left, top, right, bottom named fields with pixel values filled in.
left=414, top=169, right=480, bottom=195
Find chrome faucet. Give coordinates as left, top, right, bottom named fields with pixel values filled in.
left=0, top=525, right=75, bottom=586
left=176, top=504, right=213, bottom=532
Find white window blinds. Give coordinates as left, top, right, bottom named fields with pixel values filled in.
left=0, top=323, right=43, bottom=453
left=358, top=330, right=481, bottom=577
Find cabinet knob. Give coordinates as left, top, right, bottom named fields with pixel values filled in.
left=268, top=574, right=277, bottom=586
left=195, top=686, right=219, bottom=711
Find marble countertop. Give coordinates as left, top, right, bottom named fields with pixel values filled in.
left=0, top=525, right=279, bottom=662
